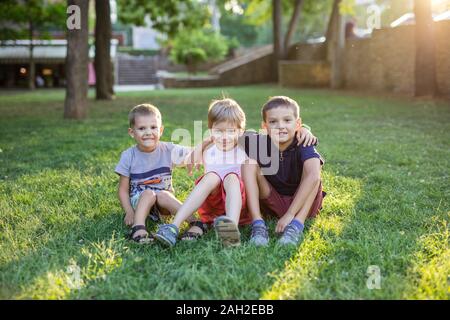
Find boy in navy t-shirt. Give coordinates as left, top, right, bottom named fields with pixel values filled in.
left=241, top=96, right=325, bottom=246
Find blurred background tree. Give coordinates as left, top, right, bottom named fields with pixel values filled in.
left=169, top=29, right=228, bottom=74
left=95, top=0, right=114, bottom=100
left=117, top=0, right=210, bottom=37
left=0, top=0, right=66, bottom=90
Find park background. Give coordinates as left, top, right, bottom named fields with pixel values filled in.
left=0, top=0, right=449, bottom=299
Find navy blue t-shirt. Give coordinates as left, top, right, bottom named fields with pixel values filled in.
left=240, top=131, right=324, bottom=196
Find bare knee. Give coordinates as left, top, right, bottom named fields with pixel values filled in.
left=223, top=174, right=240, bottom=190
left=140, top=189, right=156, bottom=202
left=200, top=172, right=221, bottom=188
left=156, top=190, right=172, bottom=207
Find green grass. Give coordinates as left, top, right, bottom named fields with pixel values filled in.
left=0, top=85, right=449, bottom=300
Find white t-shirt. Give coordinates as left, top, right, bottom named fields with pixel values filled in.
left=203, top=144, right=248, bottom=180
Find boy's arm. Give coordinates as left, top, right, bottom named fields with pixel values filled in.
left=118, top=175, right=134, bottom=226
left=275, top=158, right=321, bottom=233
left=182, top=136, right=214, bottom=175
left=297, top=124, right=318, bottom=147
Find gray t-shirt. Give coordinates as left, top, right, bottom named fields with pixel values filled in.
left=115, top=142, right=191, bottom=197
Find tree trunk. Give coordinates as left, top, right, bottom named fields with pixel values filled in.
left=283, top=0, right=304, bottom=59
left=95, top=0, right=114, bottom=100
left=328, top=0, right=345, bottom=89
left=28, top=21, right=35, bottom=90
left=326, top=0, right=340, bottom=61
left=64, top=0, right=89, bottom=119
left=272, top=0, right=283, bottom=80
left=414, top=0, right=436, bottom=96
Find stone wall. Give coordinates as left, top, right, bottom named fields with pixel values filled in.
left=162, top=21, right=450, bottom=95
left=218, top=53, right=275, bottom=86
left=279, top=21, right=450, bottom=97
left=279, top=61, right=330, bottom=87
left=345, top=24, right=416, bottom=94
left=162, top=45, right=276, bottom=88
left=286, top=42, right=327, bottom=61
left=344, top=20, right=450, bottom=96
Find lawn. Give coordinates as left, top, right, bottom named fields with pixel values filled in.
left=0, top=85, right=449, bottom=300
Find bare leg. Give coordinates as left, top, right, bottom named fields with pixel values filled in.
left=133, top=190, right=157, bottom=237
left=223, top=174, right=242, bottom=225
left=156, top=190, right=182, bottom=215
left=241, top=160, right=271, bottom=221
left=156, top=190, right=196, bottom=224
left=293, top=179, right=320, bottom=224
left=172, top=172, right=221, bottom=228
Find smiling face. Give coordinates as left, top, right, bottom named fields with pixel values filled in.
left=210, top=121, right=243, bottom=151
left=128, top=114, right=163, bottom=152
left=262, top=106, right=301, bottom=150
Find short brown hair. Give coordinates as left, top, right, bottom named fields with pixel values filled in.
left=128, top=104, right=162, bottom=127
left=207, top=98, right=246, bottom=129
left=261, top=96, right=300, bottom=121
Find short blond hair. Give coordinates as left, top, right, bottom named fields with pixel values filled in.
left=128, top=104, right=162, bottom=127
left=261, top=96, right=300, bottom=121
left=207, top=98, right=246, bottom=129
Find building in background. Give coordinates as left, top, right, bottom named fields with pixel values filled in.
left=0, top=39, right=118, bottom=88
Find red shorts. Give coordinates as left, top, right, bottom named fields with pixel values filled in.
left=260, top=182, right=325, bottom=219
left=195, top=172, right=252, bottom=225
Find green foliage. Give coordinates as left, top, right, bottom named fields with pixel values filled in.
left=244, top=0, right=273, bottom=26
left=0, top=0, right=66, bottom=40
left=241, top=0, right=334, bottom=43
left=296, top=0, right=333, bottom=41
left=117, top=0, right=209, bottom=37
left=220, top=7, right=259, bottom=48
left=226, top=37, right=240, bottom=52
left=339, top=0, right=357, bottom=16
left=169, top=29, right=228, bottom=73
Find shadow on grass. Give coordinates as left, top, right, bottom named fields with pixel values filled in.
left=0, top=162, right=300, bottom=299
left=260, top=168, right=449, bottom=299
left=0, top=212, right=303, bottom=299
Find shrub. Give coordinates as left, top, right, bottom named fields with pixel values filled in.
left=169, top=29, right=228, bottom=74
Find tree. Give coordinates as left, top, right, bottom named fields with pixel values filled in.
left=169, top=29, right=228, bottom=74
left=0, top=0, right=66, bottom=90
left=243, top=0, right=330, bottom=79
left=64, top=0, right=89, bottom=119
left=283, top=0, right=304, bottom=55
left=326, top=0, right=346, bottom=89
left=219, top=5, right=259, bottom=48
left=95, top=0, right=114, bottom=100
left=414, top=0, right=436, bottom=96
left=272, top=0, right=283, bottom=79
left=117, top=0, right=209, bottom=38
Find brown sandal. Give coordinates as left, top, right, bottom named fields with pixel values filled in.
left=180, top=220, right=209, bottom=241
left=128, top=225, right=154, bottom=244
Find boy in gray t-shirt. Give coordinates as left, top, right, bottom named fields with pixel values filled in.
left=115, top=104, right=195, bottom=244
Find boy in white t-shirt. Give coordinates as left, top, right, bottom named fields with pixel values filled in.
left=155, top=98, right=251, bottom=247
